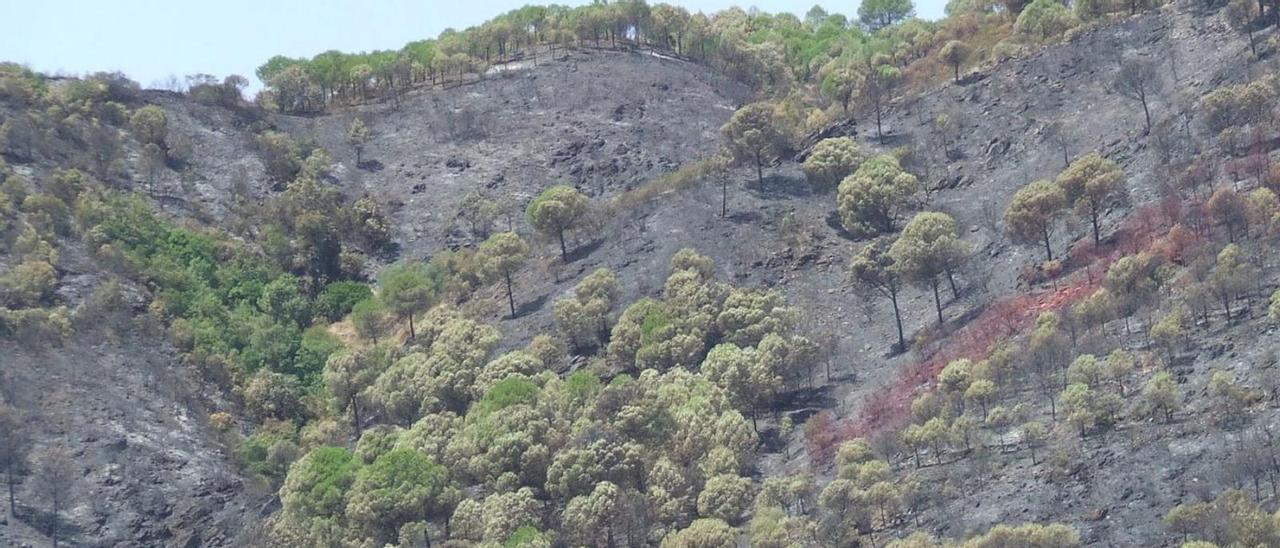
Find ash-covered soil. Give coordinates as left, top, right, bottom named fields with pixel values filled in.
left=0, top=252, right=260, bottom=547
left=274, top=48, right=752, bottom=262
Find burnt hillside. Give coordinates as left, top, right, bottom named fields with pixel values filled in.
left=3, top=1, right=1279, bottom=546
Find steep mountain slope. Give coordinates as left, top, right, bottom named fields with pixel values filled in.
left=2, top=2, right=1277, bottom=546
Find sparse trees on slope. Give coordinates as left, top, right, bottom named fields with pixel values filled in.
left=721, top=102, right=786, bottom=188
left=1207, top=187, right=1248, bottom=243
left=1208, top=369, right=1257, bottom=424
left=1149, top=308, right=1187, bottom=366
left=36, top=448, right=76, bottom=548
left=1113, top=57, right=1163, bottom=133
left=129, top=105, right=168, bottom=146
left=940, top=40, right=972, bottom=83
left=1244, top=187, right=1279, bottom=236
left=0, top=405, right=28, bottom=517
left=346, top=118, right=371, bottom=165
left=1022, top=421, right=1047, bottom=464
left=1142, top=371, right=1181, bottom=422
left=1209, top=243, right=1256, bottom=319
left=1056, top=153, right=1127, bottom=247
left=1102, top=253, right=1165, bottom=331
left=459, top=191, right=500, bottom=243
left=1059, top=382, right=1121, bottom=437
left=139, top=143, right=165, bottom=191
left=864, top=56, right=904, bottom=144
left=837, top=154, right=919, bottom=236
left=851, top=238, right=908, bottom=351
left=1225, top=0, right=1260, bottom=58
left=890, top=212, right=969, bottom=324
left=526, top=185, right=591, bottom=261
left=960, top=523, right=1081, bottom=547
left=477, top=231, right=529, bottom=318
left=1044, top=119, right=1073, bottom=168
left=1028, top=313, right=1069, bottom=419
left=1006, top=179, right=1068, bottom=261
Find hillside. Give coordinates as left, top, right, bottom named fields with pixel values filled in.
left=3, top=0, right=1280, bottom=547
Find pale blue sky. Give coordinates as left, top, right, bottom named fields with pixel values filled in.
left=0, top=0, right=946, bottom=92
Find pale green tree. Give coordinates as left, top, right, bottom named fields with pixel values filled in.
left=890, top=212, right=969, bottom=324
left=1209, top=244, right=1255, bottom=320
left=965, top=379, right=997, bottom=418
left=1006, top=179, right=1068, bottom=261
left=661, top=518, right=737, bottom=548
left=526, top=185, right=591, bottom=260
left=129, top=105, right=168, bottom=146
left=378, top=262, right=442, bottom=340
left=939, top=40, right=972, bottom=82
left=278, top=446, right=361, bottom=522
left=1269, top=289, right=1280, bottom=321
left=1056, top=153, right=1127, bottom=246
left=1061, top=382, right=1097, bottom=437
left=1208, top=369, right=1256, bottom=424
left=1149, top=308, right=1187, bottom=366
left=851, top=238, right=908, bottom=351
left=1066, top=354, right=1103, bottom=388
left=553, top=267, right=620, bottom=351
left=837, top=154, right=919, bottom=236
left=346, top=118, right=372, bottom=164
left=697, top=474, right=753, bottom=523
left=349, top=297, right=389, bottom=343
left=700, top=343, right=779, bottom=433
left=562, top=481, right=627, bottom=547
left=821, top=61, right=863, bottom=114
left=324, top=346, right=390, bottom=436
left=715, top=287, right=796, bottom=347
left=459, top=191, right=500, bottom=243
left=1142, top=371, right=1181, bottom=422
left=1016, top=0, right=1078, bottom=41
left=802, top=137, right=864, bottom=190
left=477, top=231, right=530, bottom=318
left=720, top=102, right=786, bottom=188
left=1104, top=348, right=1135, bottom=396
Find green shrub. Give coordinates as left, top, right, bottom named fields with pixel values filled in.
left=315, top=281, right=372, bottom=321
